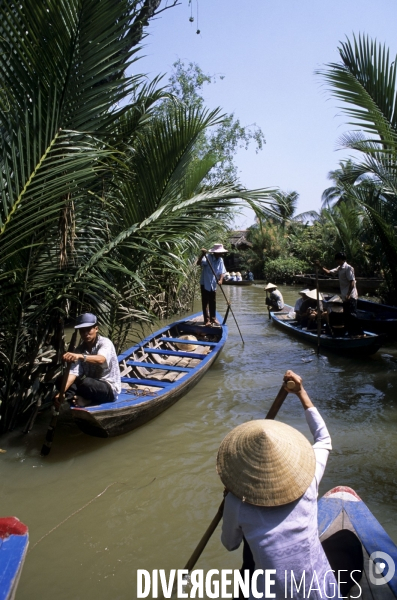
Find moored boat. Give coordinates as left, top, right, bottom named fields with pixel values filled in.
left=71, top=312, right=228, bottom=437
left=294, top=274, right=383, bottom=295
left=318, top=486, right=397, bottom=598
left=270, top=304, right=384, bottom=355
left=222, top=280, right=253, bottom=286
left=0, top=518, right=29, bottom=600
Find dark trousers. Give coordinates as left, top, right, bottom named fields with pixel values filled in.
left=56, top=376, right=114, bottom=405
left=201, top=285, right=216, bottom=322
left=343, top=298, right=364, bottom=335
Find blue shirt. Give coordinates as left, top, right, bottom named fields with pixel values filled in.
left=200, top=255, right=226, bottom=292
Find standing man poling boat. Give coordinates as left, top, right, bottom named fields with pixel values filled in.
left=54, top=313, right=121, bottom=408
left=197, top=244, right=227, bottom=326
left=317, top=252, right=364, bottom=336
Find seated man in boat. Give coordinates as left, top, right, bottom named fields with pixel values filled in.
left=218, top=370, right=342, bottom=599
left=325, top=295, right=345, bottom=336
left=54, top=313, right=121, bottom=407
left=197, top=244, right=227, bottom=326
left=298, top=289, right=324, bottom=329
left=264, top=283, right=284, bottom=311
left=294, top=288, right=310, bottom=315
left=235, top=272, right=243, bottom=281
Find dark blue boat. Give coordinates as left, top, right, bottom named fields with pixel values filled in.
left=319, top=487, right=397, bottom=599
left=271, top=304, right=383, bottom=355
left=0, top=518, right=28, bottom=600
left=71, top=312, right=228, bottom=437
left=320, top=295, right=397, bottom=338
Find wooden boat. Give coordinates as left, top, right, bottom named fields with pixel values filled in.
left=294, top=274, right=383, bottom=295
left=222, top=280, right=253, bottom=286
left=0, top=518, right=29, bottom=600
left=320, top=295, right=397, bottom=338
left=71, top=312, right=228, bottom=437
left=356, top=298, right=397, bottom=337
left=318, top=486, right=397, bottom=598
left=270, top=304, right=384, bottom=355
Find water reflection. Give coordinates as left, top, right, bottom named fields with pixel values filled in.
left=1, top=284, right=396, bottom=599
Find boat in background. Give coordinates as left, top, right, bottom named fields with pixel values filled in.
left=270, top=305, right=384, bottom=355
left=318, top=486, right=397, bottom=599
left=294, top=274, right=383, bottom=295
left=222, top=280, right=253, bottom=286
left=0, top=518, right=29, bottom=600
left=71, top=312, right=228, bottom=437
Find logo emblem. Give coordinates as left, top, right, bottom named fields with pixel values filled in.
left=369, top=551, right=395, bottom=586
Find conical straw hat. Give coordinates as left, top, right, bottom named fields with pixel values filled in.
left=305, top=289, right=323, bottom=301
left=175, top=335, right=198, bottom=352
left=217, top=419, right=315, bottom=506
left=265, top=282, right=277, bottom=290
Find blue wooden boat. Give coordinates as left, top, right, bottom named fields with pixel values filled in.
left=71, top=312, right=228, bottom=437
left=321, top=295, right=397, bottom=338
left=0, top=518, right=28, bottom=600
left=270, top=304, right=383, bottom=355
left=222, top=280, right=253, bottom=286
left=319, top=486, right=397, bottom=598
left=355, top=298, right=397, bottom=338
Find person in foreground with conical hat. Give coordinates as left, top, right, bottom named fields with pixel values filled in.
left=264, top=282, right=284, bottom=311
left=218, top=370, right=341, bottom=599
left=197, top=244, right=227, bottom=326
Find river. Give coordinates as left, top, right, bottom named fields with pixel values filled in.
left=1, top=285, right=397, bottom=599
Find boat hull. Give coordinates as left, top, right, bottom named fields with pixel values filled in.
left=270, top=305, right=383, bottom=355
left=318, top=487, right=397, bottom=599
left=71, top=312, right=228, bottom=437
left=222, top=280, right=253, bottom=286
left=0, top=518, right=29, bottom=600
left=294, top=274, right=383, bottom=295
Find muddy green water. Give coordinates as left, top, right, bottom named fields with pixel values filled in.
left=1, top=285, right=397, bottom=600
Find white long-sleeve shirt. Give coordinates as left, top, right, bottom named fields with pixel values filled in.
left=221, top=408, right=340, bottom=599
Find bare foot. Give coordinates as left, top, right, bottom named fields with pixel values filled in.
left=74, top=395, right=93, bottom=407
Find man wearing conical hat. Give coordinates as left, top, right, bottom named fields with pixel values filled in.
left=264, top=282, right=284, bottom=311
left=196, top=244, right=227, bottom=326
left=218, top=371, right=341, bottom=599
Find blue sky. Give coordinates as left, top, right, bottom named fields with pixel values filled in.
left=137, top=0, right=397, bottom=227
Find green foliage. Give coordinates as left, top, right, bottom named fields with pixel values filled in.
left=319, top=34, right=397, bottom=298
left=263, top=257, right=310, bottom=283
left=157, top=59, right=266, bottom=184
left=0, top=1, right=276, bottom=431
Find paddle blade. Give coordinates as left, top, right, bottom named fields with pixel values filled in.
left=40, top=410, right=59, bottom=455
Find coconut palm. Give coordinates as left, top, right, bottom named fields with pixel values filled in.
left=319, top=34, right=397, bottom=298
left=0, top=0, right=277, bottom=431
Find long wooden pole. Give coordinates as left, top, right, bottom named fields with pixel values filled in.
left=204, top=253, right=245, bottom=344
left=266, top=291, right=271, bottom=320
left=182, top=381, right=293, bottom=573
left=40, top=329, right=78, bottom=456
left=315, top=266, right=322, bottom=355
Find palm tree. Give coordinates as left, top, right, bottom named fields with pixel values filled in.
left=319, top=34, right=397, bottom=298
left=0, top=0, right=276, bottom=431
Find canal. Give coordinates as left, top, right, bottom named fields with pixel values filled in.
left=1, top=285, right=397, bottom=599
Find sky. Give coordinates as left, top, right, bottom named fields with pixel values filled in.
left=136, top=0, right=397, bottom=228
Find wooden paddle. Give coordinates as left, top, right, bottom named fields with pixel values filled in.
left=40, top=329, right=78, bottom=456
left=203, top=252, right=245, bottom=344
left=266, top=291, right=271, bottom=320
left=182, top=380, right=294, bottom=574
